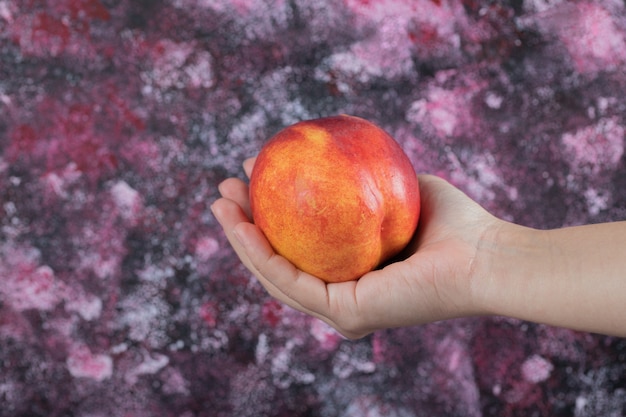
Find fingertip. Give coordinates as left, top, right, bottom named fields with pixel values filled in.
left=217, top=177, right=239, bottom=195
left=217, top=179, right=230, bottom=198
left=243, top=157, right=256, bottom=178
left=210, top=198, right=226, bottom=223
left=216, top=179, right=252, bottom=218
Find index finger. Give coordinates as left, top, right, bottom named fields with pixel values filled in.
left=233, top=222, right=374, bottom=339
left=233, top=222, right=331, bottom=315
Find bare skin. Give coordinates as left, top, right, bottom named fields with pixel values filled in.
left=211, top=158, right=626, bottom=339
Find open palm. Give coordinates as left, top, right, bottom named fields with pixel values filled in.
left=212, top=158, right=502, bottom=338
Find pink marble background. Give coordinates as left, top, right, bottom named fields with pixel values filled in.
left=1, top=0, right=625, bottom=416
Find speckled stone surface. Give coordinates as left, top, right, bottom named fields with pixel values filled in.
left=1, top=1, right=625, bottom=416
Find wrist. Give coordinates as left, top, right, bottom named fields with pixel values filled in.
left=469, top=220, right=549, bottom=320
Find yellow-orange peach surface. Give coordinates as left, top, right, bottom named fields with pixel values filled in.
left=249, top=115, right=420, bottom=283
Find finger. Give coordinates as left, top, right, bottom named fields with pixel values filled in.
left=211, top=197, right=259, bottom=275
left=215, top=201, right=371, bottom=339
left=243, top=157, right=256, bottom=178
left=217, top=178, right=252, bottom=219
left=213, top=197, right=329, bottom=317
left=232, top=221, right=333, bottom=319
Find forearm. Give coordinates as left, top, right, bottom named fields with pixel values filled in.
left=474, top=221, right=626, bottom=337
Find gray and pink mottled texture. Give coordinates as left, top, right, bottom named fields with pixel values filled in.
left=1, top=0, right=625, bottom=416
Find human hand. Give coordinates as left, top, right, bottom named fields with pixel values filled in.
left=211, top=158, right=503, bottom=339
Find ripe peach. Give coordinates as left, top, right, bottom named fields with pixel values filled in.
left=249, top=114, right=420, bottom=283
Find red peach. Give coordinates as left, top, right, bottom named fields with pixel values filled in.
left=249, top=115, right=420, bottom=283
